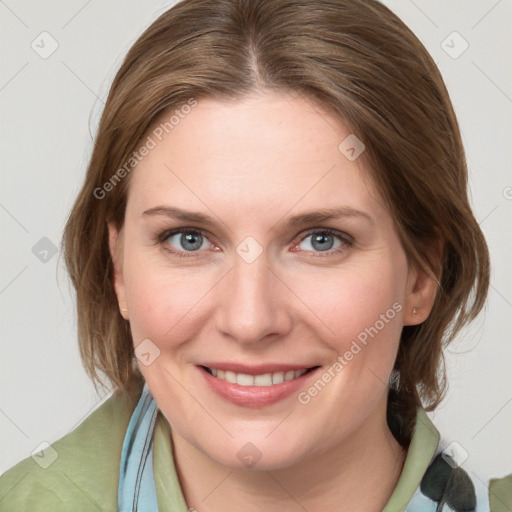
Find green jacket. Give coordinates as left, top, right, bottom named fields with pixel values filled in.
left=1, top=382, right=511, bottom=511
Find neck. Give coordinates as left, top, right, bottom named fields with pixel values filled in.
left=171, top=397, right=407, bottom=512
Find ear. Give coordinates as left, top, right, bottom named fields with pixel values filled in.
left=107, top=221, right=128, bottom=320
left=403, top=239, right=443, bottom=326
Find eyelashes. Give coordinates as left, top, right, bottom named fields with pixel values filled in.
left=155, top=227, right=354, bottom=259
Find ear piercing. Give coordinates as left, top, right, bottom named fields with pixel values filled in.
left=412, top=307, right=418, bottom=315
left=121, top=308, right=128, bottom=313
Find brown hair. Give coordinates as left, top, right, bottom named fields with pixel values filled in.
left=61, top=0, right=489, bottom=443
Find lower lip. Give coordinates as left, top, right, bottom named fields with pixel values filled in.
left=198, top=366, right=320, bottom=408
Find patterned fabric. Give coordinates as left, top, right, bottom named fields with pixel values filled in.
left=405, top=449, right=489, bottom=511
left=120, top=383, right=511, bottom=511
left=1, top=379, right=509, bottom=510
left=404, top=446, right=512, bottom=511
left=117, top=382, right=159, bottom=512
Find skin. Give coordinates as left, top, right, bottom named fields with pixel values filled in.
left=108, top=89, right=438, bottom=511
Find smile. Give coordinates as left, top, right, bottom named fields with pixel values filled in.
left=198, top=364, right=321, bottom=407
left=202, top=366, right=313, bottom=386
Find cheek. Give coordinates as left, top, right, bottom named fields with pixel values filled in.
left=123, top=255, right=217, bottom=348
left=288, top=261, right=406, bottom=435
left=123, top=238, right=407, bottom=368
left=319, top=283, right=397, bottom=331
left=291, top=260, right=405, bottom=353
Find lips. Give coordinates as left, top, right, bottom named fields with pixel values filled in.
left=197, top=363, right=321, bottom=407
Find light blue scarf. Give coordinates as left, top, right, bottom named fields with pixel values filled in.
left=118, top=383, right=498, bottom=511
left=118, top=382, right=159, bottom=512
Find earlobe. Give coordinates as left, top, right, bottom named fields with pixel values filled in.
left=107, top=221, right=129, bottom=320
left=403, top=235, right=443, bottom=326
left=403, top=261, right=440, bottom=326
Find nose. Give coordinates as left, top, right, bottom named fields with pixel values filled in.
left=214, top=249, right=293, bottom=346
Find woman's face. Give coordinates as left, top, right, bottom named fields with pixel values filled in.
left=109, top=90, right=429, bottom=470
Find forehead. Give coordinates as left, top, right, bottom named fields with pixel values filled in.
left=126, top=91, right=384, bottom=221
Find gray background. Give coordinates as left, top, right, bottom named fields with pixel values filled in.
left=1, top=0, right=511, bottom=483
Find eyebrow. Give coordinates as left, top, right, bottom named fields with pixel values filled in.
left=141, top=205, right=374, bottom=229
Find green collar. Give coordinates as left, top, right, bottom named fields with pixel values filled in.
left=153, top=411, right=189, bottom=510
left=0, top=385, right=440, bottom=511
left=153, top=406, right=440, bottom=511
left=382, top=408, right=440, bottom=511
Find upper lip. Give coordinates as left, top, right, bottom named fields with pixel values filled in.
left=199, top=362, right=319, bottom=375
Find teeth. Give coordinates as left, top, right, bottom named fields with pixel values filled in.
left=207, top=367, right=309, bottom=386
left=225, top=371, right=237, bottom=384
left=237, top=373, right=255, bottom=386
left=271, top=372, right=284, bottom=384
left=254, top=373, right=273, bottom=386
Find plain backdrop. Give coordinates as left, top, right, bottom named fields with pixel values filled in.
left=1, top=0, right=511, bottom=483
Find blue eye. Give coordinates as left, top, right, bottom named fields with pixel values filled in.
left=161, top=229, right=213, bottom=255
left=157, top=228, right=352, bottom=258
left=297, top=230, right=347, bottom=254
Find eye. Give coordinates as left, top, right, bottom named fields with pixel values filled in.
left=293, top=229, right=352, bottom=256
left=159, top=228, right=215, bottom=257
left=157, top=227, right=352, bottom=258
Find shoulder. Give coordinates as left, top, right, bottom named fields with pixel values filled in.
left=0, top=386, right=141, bottom=512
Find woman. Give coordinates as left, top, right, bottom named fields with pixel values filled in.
left=0, top=0, right=510, bottom=510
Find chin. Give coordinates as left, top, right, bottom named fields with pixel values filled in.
left=212, top=448, right=303, bottom=472
left=198, top=431, right=313, bottom=473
